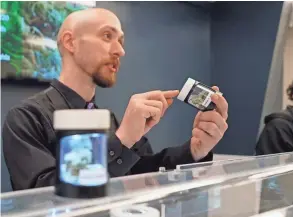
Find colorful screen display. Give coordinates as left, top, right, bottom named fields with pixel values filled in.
left=1, top=1, right=95, bottom=82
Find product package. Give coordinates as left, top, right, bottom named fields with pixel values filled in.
left=177, top=78, right=222, bottom=111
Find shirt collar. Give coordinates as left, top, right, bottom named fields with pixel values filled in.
left=50, top=79, right=96, bottom=109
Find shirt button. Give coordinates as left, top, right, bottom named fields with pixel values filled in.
left=117, top=158, right=123, bottom=164
left=109, top=150, right=115, bottom=156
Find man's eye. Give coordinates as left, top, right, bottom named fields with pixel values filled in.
left=103, top=33, right=112, bottom=40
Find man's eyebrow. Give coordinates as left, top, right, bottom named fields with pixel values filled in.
left=99, top=25, right=124, bottom=37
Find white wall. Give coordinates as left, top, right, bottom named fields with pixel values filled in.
left=283, top=27, right=293, bottom=108
left=258, top=2, right=292, bottom=139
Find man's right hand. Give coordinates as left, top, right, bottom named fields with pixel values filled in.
left=116, top=90, right=179, bottom=148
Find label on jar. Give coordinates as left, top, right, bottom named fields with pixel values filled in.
left=59, top=133, right=108, bottom=186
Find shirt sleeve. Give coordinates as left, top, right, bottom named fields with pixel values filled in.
left=2, top=106, right=56, bottom=190
left=255, top=118, right=293, bottom=155
left=107, top=133, right=140, bottom=177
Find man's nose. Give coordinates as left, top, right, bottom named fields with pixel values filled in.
left=110, top=42, right=125, bottom=58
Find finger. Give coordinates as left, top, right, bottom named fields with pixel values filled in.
left=141, top=105, right=161, bottom=127
left=191, top=128, right=212, bottom=151
left=190, top=130, right=213, bottom=160
left=192, top=127, right=210, bottom=138
left=198, top=111, right=227, bottom=131
left=211, top=94, right=228, bottom=121
left=197, top=121, right=222, bottom=138
left=143, top=91, right=169, bottom=115
left=211, top=86, right=220, bottom=92
left=144, top=100, right=163, bottom=117
left=162, top=90, right=179, bottom=99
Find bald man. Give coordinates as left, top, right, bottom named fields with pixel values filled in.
left=2, top=8, right=228, bottom=191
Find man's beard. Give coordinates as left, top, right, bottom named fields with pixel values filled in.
left=92, top=71, right=117, bottom=88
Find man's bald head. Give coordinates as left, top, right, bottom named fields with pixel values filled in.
left=57, top=8, right=121, bottom=56
left=57, top=8, right=125, bottom=88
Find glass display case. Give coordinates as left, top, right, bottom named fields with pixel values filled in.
left=2, top=152, right=293, bottom=217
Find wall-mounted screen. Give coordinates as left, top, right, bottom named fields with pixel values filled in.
left=1, top=1, right=95, bottom=82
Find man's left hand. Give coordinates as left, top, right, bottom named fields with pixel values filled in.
left=190, top=86, right=228, bottom=161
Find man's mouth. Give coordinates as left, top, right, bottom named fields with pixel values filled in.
left=107, top=64, right=117, bottom=72
left=106, top=60, right=119, bottom=72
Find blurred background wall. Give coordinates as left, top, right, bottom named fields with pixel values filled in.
left=210, top=1, right=283, bottom=155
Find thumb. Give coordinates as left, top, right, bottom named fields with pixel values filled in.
left=190, top=137, right=202, bottom=161
left=191, top=137, right=201, bottom=146
left=193, top=111, right=202, bottom=128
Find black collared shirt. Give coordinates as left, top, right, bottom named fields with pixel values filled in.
left=2, top=79, right=213, bottom=191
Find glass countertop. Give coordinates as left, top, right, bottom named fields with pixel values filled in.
left=2, top=152, right=293, bottom=217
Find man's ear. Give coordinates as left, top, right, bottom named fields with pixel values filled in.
left=62, top=31, right=75, bottom=54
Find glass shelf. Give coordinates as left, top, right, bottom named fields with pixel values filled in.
left=2, top=152, right=293, bottom=217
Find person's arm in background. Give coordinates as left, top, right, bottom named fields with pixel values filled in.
left=255, top=118, right=293, bottom=155
left=2, top=105, right=56, bottom=190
